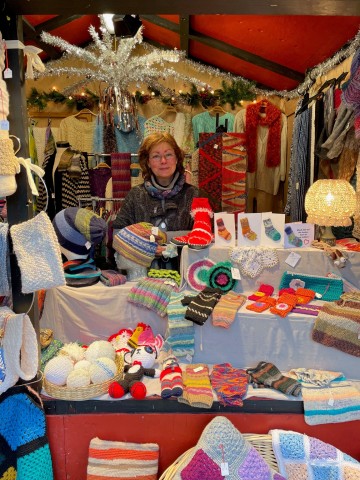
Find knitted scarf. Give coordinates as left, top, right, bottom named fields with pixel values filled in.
left=144, top=172, right=185, bottom=200
left=245, top=100, right=282, bottom=173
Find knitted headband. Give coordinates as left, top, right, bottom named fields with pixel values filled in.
left=186, top=258, right=215, bottom=291
left=205, top=261, right=237, bottom=293
left=113, top=222, right=166, bottom=268
left=10, top=211, right=66, bottom=294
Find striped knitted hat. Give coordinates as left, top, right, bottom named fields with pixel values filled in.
left=53, top=207, right=106, bottom=256
left=113, top=222, right=166, bottom=268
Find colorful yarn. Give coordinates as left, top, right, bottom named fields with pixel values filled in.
left=212, top=292, right=246, bottom=328
left=164, top=292, right=195, bottom=358
left=128, top=277, right=178, bottom=318
left=206, top=261, right=237, bottom=293
left=186, top=258, right=215, bottom=291
left=87, top=437, right=159, bottom=479
left=271, top=429, right=360, bottom=479
left=178, top=363, right=214, bottom=409
left=100, top=270, right=127, bottom=287
left=147, top=269, right=181, bottom=286
left=247, top=361, right=301, bottom=397
left=210, top=363, right=248, bottom=406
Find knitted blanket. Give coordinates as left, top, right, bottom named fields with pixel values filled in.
left=271, top=429, right=360, bottom=479
left=301, top=380, right=360, bottom=425
left=312, top=298, right=360, bottom=357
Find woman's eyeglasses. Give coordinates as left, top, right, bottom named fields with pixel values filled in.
left=149, top=152, right=176, bottom=163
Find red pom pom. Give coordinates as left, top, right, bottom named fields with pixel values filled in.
left=130, top=381, right=146, bottom=400
left=109, top=382, right=125, bottom=398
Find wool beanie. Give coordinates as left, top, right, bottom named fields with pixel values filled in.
left=113, top=222, right=167, bottom=268
left=53, top=207, right=106, bottom=257
left=10, top=211, right=66, bottom=294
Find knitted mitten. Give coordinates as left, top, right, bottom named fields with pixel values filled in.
left=182, top=287, right=222, bottom=325
left=210, top=363, right=248, bottom=407
left=216, top=218, right=231, bottom=241
left=240, top=217, right=257, bottom=241
left=178, top=364, right=213, bottom=408
left=295, top=288, right=315, bottom=305
left=160, top=355, right=183, bottom=398
left=270, top=293, right=298, bottom=318
left=172, top=198, right=213, bottom=249
left=263, top=218, right=281, bottom=241
left=284, top=226, right=302, bottom=247
left=212, top=292, right=246, bottom=328
left=247, top=284, right=274, bottom=301
left=246, top=296, right=276, bottom=313
left=247, top=361, right=301, bottom=397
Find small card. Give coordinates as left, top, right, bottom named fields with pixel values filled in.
left=285, top=252, right=301, bottom=268
left=186, top=354, right=192, bottom=363
left=193, top=366, right=203, bottom=373
left=221, top=462, right=229, bottom=476
left=151, top=226, right=159, bottom=235
left=284, top=222, right=314, bottom=248
left=214, top=212, right=236, bottom=247
left=231, top=267, right=241, bottom=280
left=0, top=120, right=9, bottom=131
left=3, top=68, right=12, bottom=79
left=328, top=398, right=334, bottom=406
left=85, top=241, right=91, bottom=250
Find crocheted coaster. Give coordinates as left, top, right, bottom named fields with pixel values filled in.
left=206, top=261, right=237, bottom=293
left=187, top=258, right=215, bottom=291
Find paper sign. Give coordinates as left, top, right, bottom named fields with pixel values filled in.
left=285, top=252, right=301, bottom=268
left=85, top=241, right=92, bottom=250
left=221, top=463, right=229, bottom=476
left=193, top=366, right=203, bottom=373
left=3, top=68, right=12, bottom=79
left=151, top=226, right=159, bottom=235
left=231, top=267, right=241, bottom=280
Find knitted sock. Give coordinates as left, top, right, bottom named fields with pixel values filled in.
left=216, top=218, right=231, bottom=241
left=248, top=284, right=274, bottom=301
left=246, top=296, right=276, bottom=313
left=212, top=292, right=246, bottom=328
left=240, top=217, right=257, bottom=241
left=269, top=293, right=297, bottom=318
left=178, top=364, right=213, bottom=408
left=182, top=287, right=222, bottom=325
left=295, top=288, right=315, bottom=305
left=285, top=226, right=302, bottom=247
left=246, top=361, right=301, bottom=397
left=210, top=363, right=248, bottom=407
left=263, top=218, right=281, bottom=241
left=164, top=292, right=195, bottom=359
left=160, top=355, right=183, bottom=398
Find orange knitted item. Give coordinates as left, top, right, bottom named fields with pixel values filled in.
left=246, top=296, right=276, bottom=313
left=270, top=293, right=297, bottom=318
left=295, top=288, right=316, bottom=305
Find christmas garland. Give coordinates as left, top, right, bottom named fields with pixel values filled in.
left=27, top=79, right=256, bottom=112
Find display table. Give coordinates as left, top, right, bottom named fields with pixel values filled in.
left=41, top=245, right=360, bottom=379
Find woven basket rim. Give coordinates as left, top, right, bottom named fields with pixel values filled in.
left=43, top=355, right=124, bottom=401
left=158, top=433, right=278, bottom=480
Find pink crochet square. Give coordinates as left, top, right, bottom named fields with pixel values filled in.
left=181, top=449, right=223, bottom=480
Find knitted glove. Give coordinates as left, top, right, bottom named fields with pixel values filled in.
left=182, top=287, right=222, bottom=325
left=270, top=293, right=297, bottom=318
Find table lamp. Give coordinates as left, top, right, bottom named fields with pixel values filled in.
left=305, top=179, right=356, bottom=246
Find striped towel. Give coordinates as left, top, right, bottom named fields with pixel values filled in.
left=87, top=437, right=159, bottom=480
left=301, top=380, right=360, bottom=425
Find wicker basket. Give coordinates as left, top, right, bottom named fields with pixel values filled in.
left=43, top=354, right=124, bottom=401
left=159, top=433, right=278, bottom=480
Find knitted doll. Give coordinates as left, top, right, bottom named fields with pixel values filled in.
left=108, top=345, right=161, bottom=400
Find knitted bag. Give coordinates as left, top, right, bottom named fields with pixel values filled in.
left=279, top=271, right=343, bottom=301
left=86, top=437, right=159, bottom=480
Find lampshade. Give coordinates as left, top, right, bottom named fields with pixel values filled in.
left=305, top=179, right=356, bottom=227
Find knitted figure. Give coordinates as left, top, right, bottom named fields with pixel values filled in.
left=108, top=345, right=161, bottom=400
left=171, top=197, right=214, bottom=249
left=160, top=354, right=183, bottom=398
left=263, top=218, right=281, bottom=241
left=240, top=217, right=257, bottom=241
left=216, top=218, right=231, bottom=241
left=284, top=226, right=302, bottom=247
left=108, top=328, right=133, bottom=354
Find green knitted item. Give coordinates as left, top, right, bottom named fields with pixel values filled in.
left=147, top=269, right=181, bottom=286
left=205, top=261, right=237, bottom=293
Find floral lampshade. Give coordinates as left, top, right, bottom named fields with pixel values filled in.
left=305, top=179, right=356, bottom=227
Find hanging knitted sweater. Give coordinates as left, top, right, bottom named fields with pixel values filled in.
left=0, top=385, right=53, bottom=480
left=191, top=111, right=235, bottom=145
left=144, top=112, right=194, bottom=153
left=59, top=115, right=96, bottom=153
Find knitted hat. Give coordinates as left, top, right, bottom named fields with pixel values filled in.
left=113, top=222, right=166, bottom=268
left=10, top=211, right=66, bottom=294
left=53, top=207, right=106, bottom=256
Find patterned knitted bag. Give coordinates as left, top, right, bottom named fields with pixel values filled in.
left=87, top=437, right=159, bottom=480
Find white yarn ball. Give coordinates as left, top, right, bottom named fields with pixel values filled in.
left=66, top=368, right=91, bottom=388
left=85, top=341, right=115, bottom=363
left=60, top=343, right=85, bottom=362
left=44, top=356, right=74, bottom=386
left=74, top=359, right=91, bottom=371
left=89, top=357, right=117, bottom=384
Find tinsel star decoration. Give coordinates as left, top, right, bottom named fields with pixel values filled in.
left=38, top=18, right=208, bottom=96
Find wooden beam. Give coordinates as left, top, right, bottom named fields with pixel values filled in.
left=188, top=30, right=305, bottom=82
left=6, top=0, right=360, bottom=16
left=141, top=15, right=178, bottom=33
left=22, top=17, right=60, bottom=58
left=34, top=15, right=83, bottom=33
left=179, top=15, right=190, bottom=55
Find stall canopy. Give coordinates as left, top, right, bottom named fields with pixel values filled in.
left=4, top=1, right=360, bottom=92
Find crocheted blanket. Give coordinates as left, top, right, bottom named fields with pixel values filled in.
left=271, top=429, right=360, bottom=479
left=301, top=380, right=360, bottom=425
left=312, top=299, right=360, bottom=357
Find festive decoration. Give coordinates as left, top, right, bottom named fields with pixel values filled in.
left=27, top=87, right=99, bottom=111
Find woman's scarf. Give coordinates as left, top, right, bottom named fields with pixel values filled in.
left=144, top=172, right=185, bottom=200
left=245, top=100, right=282, bottom=172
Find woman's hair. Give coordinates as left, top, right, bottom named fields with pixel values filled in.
left=138, top=132, right=185, bottom=181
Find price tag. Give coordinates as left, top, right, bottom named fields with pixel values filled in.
left=221, top=462, right=229, bottom=476
left=328, top=398, right=334, bottom=406
left=85, top=241, right=92, bottom=250
left=51, top=193, right=55, bottom=199
left=231, top=267, right=241, bottom=280
left=3, top=68, right=12, bottom=79
left=149, top=234, right=155, bottom=242
left=0, top=120, right=9, bottom=131
left=151, top=226, right=159, bottom=235
left=193, top=366, right=203, bottom=373
left=285, top=251, right=301, bottom=268
left=213, top=144, right=218, bottom=149
left=186, top=354, right=192, bottom=363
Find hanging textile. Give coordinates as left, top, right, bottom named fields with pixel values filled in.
left=198, top=132, right=223, bottom=212
left=110, top=152, right=131, bottom=199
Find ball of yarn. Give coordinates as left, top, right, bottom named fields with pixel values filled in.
left=108, top=382, right=124, bottom=398
left=89, top=357, right=117, bottom=384
left=85, top=340, right=115, bottom=363
left=44, top=356, right=74, bottom=386
left=60, top=342, right=85, bottom=362
left=74, top=359, right=91, bottom=371
left=66, top=368, right=91, bottom=388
